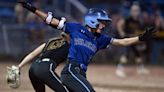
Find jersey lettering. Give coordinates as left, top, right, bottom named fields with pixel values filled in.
left=74, top=38, right=97, bottom=52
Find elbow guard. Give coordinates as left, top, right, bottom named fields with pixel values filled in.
left=45, top=12, right=53, bottom=24
left=45, top=12, right=66, bottom=30
left=57, top=17, right=66, bottom=30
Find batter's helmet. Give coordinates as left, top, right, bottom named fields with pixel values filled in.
left=84, top=8, right=112, bottom=28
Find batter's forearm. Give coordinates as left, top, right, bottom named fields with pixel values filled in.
left=35, top=10, right=60, bottom=26
left=112, top=27, right=156, bottom=46
left=19, top=1, right=60, bottom=28
left=112, top=37, right=139, bottom=46
left=121, top=37, right=139, bottom=46
left=35, top=10, right=47, bottom=21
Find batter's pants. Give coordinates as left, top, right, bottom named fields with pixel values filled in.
left=61, top=61, right=95, bottom=92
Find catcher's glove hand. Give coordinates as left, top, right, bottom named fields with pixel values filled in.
left=6, top=65, right=20, bottom=89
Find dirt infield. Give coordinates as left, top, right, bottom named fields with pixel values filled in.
left=1, top=61, right=164, bottom=92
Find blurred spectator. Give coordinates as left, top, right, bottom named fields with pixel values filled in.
left=119, top=0, right=131, bottom=18
left=14, top=3, right=24, bottom=24
left=150, top=10, right=164, bottom=64
left=154, top=10, right=164, bottom=30
left=141, top=11, right=155, bottom=62
left=110, top=12, right=122, bottom=36
left=36, top=18, right=46, bottom=43
left=142, top=11, right=154, bottom=28
left=115, top=4, right=149, bottom=78
left=26, top=12, right=45, bottom=44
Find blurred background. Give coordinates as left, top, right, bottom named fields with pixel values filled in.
left=0, top=0, right=164, bottom=65
left=0, top=0, right=164, bottom=92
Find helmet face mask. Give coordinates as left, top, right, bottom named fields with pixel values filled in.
left=89, top=20, right=110, bottom=37
left=98, top=20, right=111, bottom=27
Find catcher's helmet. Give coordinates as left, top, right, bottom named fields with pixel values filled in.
left=84, top=8, right=112, bottom=28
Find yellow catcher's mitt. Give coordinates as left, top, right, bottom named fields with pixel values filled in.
left=6, top=65, right=20, bottom=89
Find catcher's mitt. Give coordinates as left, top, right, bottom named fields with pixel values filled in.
left=6, top=65, right=20, bottom=89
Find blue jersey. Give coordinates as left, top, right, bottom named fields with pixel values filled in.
left=64, top=22, right=113, bottom=68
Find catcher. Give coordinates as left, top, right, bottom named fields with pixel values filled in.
left=6, top=32, right=70, bottom=92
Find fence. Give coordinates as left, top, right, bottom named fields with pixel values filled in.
left=0, top=24, right=61, bottom=58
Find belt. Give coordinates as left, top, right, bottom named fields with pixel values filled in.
left=41, top=58, right=51, bottom=62
left=39, top=58, right=58, bottom=66
left=69, top=61, right=87, bottom=72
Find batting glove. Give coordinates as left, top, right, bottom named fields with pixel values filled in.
left=18, top=1, right=36, bottom=13
left=139, top=27, right=156, bottom=41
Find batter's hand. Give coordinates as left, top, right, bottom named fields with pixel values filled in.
left=18, top=1, right=36, bottom=13
left=139, top=27, right=156, bottom=41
